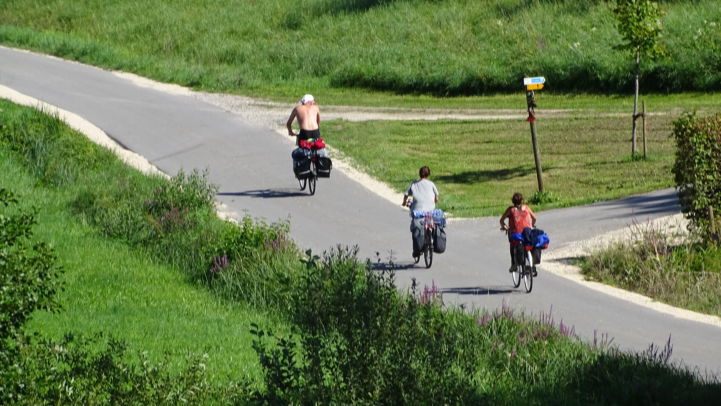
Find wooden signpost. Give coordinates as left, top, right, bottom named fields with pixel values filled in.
left=524, top=77, right=545, bottom=193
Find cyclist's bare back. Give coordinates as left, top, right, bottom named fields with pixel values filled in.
left=287, top=95, right=320, bottom=139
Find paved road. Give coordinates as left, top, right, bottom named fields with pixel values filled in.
left=2, top=46, right=719, bottom=377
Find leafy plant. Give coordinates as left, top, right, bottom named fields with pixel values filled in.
left=0, top=188, right=63, bottom=340
left=13, top=333, right=253, bottom=405
left=672, top=113, right=721, bottom=242
left=252, top=247, right=485, bottom=404
left=1, top=188, right=63, bottom=403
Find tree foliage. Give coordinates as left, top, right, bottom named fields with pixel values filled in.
left=611, top=0, right=665, bottom=61
left=672, top=114, right=721, bottom=242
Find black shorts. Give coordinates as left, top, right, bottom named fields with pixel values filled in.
left=298, top=129, right=320, bottom=141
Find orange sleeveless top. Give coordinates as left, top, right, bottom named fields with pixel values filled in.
left=509, top=205, right=533, bottom=234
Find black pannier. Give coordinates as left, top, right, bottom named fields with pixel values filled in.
left=293, top=158, right=312, bottom=179
left=316, top=157, right=332, bottom=178
left=433, top=226, right=447, bottom=254
left=292, top=148, right=312, bottom=179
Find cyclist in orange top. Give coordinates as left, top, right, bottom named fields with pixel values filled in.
left=500, top=192, right=537, bottom=271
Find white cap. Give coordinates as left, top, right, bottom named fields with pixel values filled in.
left=300, top=94, right=314, bottom=105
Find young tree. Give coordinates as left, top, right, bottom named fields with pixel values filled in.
left=611, top=0, right=665, bottom=158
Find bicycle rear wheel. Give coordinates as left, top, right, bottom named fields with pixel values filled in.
left=423, top=228, right=433, bottom=268
left=308, top=161, right=317, bottom=195
left=308, top=175, right=316, bottom=195
left=522, top=250, right=534, bottom=293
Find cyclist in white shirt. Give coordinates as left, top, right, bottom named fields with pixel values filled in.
left=402, top=166, right=439, bottom=257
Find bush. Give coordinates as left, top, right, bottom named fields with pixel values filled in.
left=252, top=247, right=486, bottom=404
left=0, top=188, right=63, bottom=341
left=1, top=188, right=63, bottom=404
left=12, top=333, right=251, bottom=405
left=672, top=113, right=721, bottom=242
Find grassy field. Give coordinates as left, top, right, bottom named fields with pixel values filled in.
left=0, top=146, right=271, bottom=384
left=326, top=110, right=678, bottom=216
left=0, top=0, right=720, bottom=97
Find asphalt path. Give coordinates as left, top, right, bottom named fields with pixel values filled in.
left=2, top=46, right=720, bottom=377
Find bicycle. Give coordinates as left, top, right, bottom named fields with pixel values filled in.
left=294, top=140, right=332, bottom=195
left=506, top=231, right=536, bottom=293
left=413, top=212, right=436, bottom=268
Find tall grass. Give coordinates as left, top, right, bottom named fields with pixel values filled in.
left=1, top=0, right=719, bottom=96
left=580, top=220, right=721, bottom=316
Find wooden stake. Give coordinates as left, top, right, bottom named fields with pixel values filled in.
left=642, top=101, right=647, bottom=159
left=711, top=206, right=718, bottom=243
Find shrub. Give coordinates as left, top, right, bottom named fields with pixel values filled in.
left=0, top=188, right=63, bottom=340
left=13, top=333, right=251, bottom=405
left=672, top=113, right=721, bottom=242
left=1, top=188, right=63, bottom=404
left=144, top=169, right=218, bottom=232
left=251, top=247, right=486, bottom=404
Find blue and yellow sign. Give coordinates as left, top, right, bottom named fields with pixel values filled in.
left=523, top=77, right=545, bottom=91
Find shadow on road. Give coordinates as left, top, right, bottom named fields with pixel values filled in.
left=218, top=189, right=307, bottom=198
left=369, top=261, right=420, bottom=271
left=442, top=286, right=516, bottom=295
left=597, top=189, right=681, bottom=219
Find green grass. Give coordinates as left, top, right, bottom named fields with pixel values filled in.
left=1, top=0, right=720, bottom=97
left=326, top=111, right=677, bottom=216
left=0, top=151, right=271, bottom=384
left=580, top=221, right=721, bottom=317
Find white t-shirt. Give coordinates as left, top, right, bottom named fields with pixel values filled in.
left=406, top=179, right=439, bottom=213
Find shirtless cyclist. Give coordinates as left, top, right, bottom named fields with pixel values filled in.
left=287, top=94, right=320, bottom=144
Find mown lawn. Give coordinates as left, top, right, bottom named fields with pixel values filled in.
left=325, top=110, right=677, bottom=216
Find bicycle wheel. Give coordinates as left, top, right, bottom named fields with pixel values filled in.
left=522, top=250, right=534, bottom=293
left=511, top=264, right=521, bottom=288
left=298, top=177, right=307, bottom=191
left=308, top=175, right=316, bottom=195
left=308, top=161, right=317, bottom=195
left=423, top=228, right=433, bottom=268
left=509, top=245, right=521, bottom=288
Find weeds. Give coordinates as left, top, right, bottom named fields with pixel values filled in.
left=581, top=219, right=721, bottom=316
